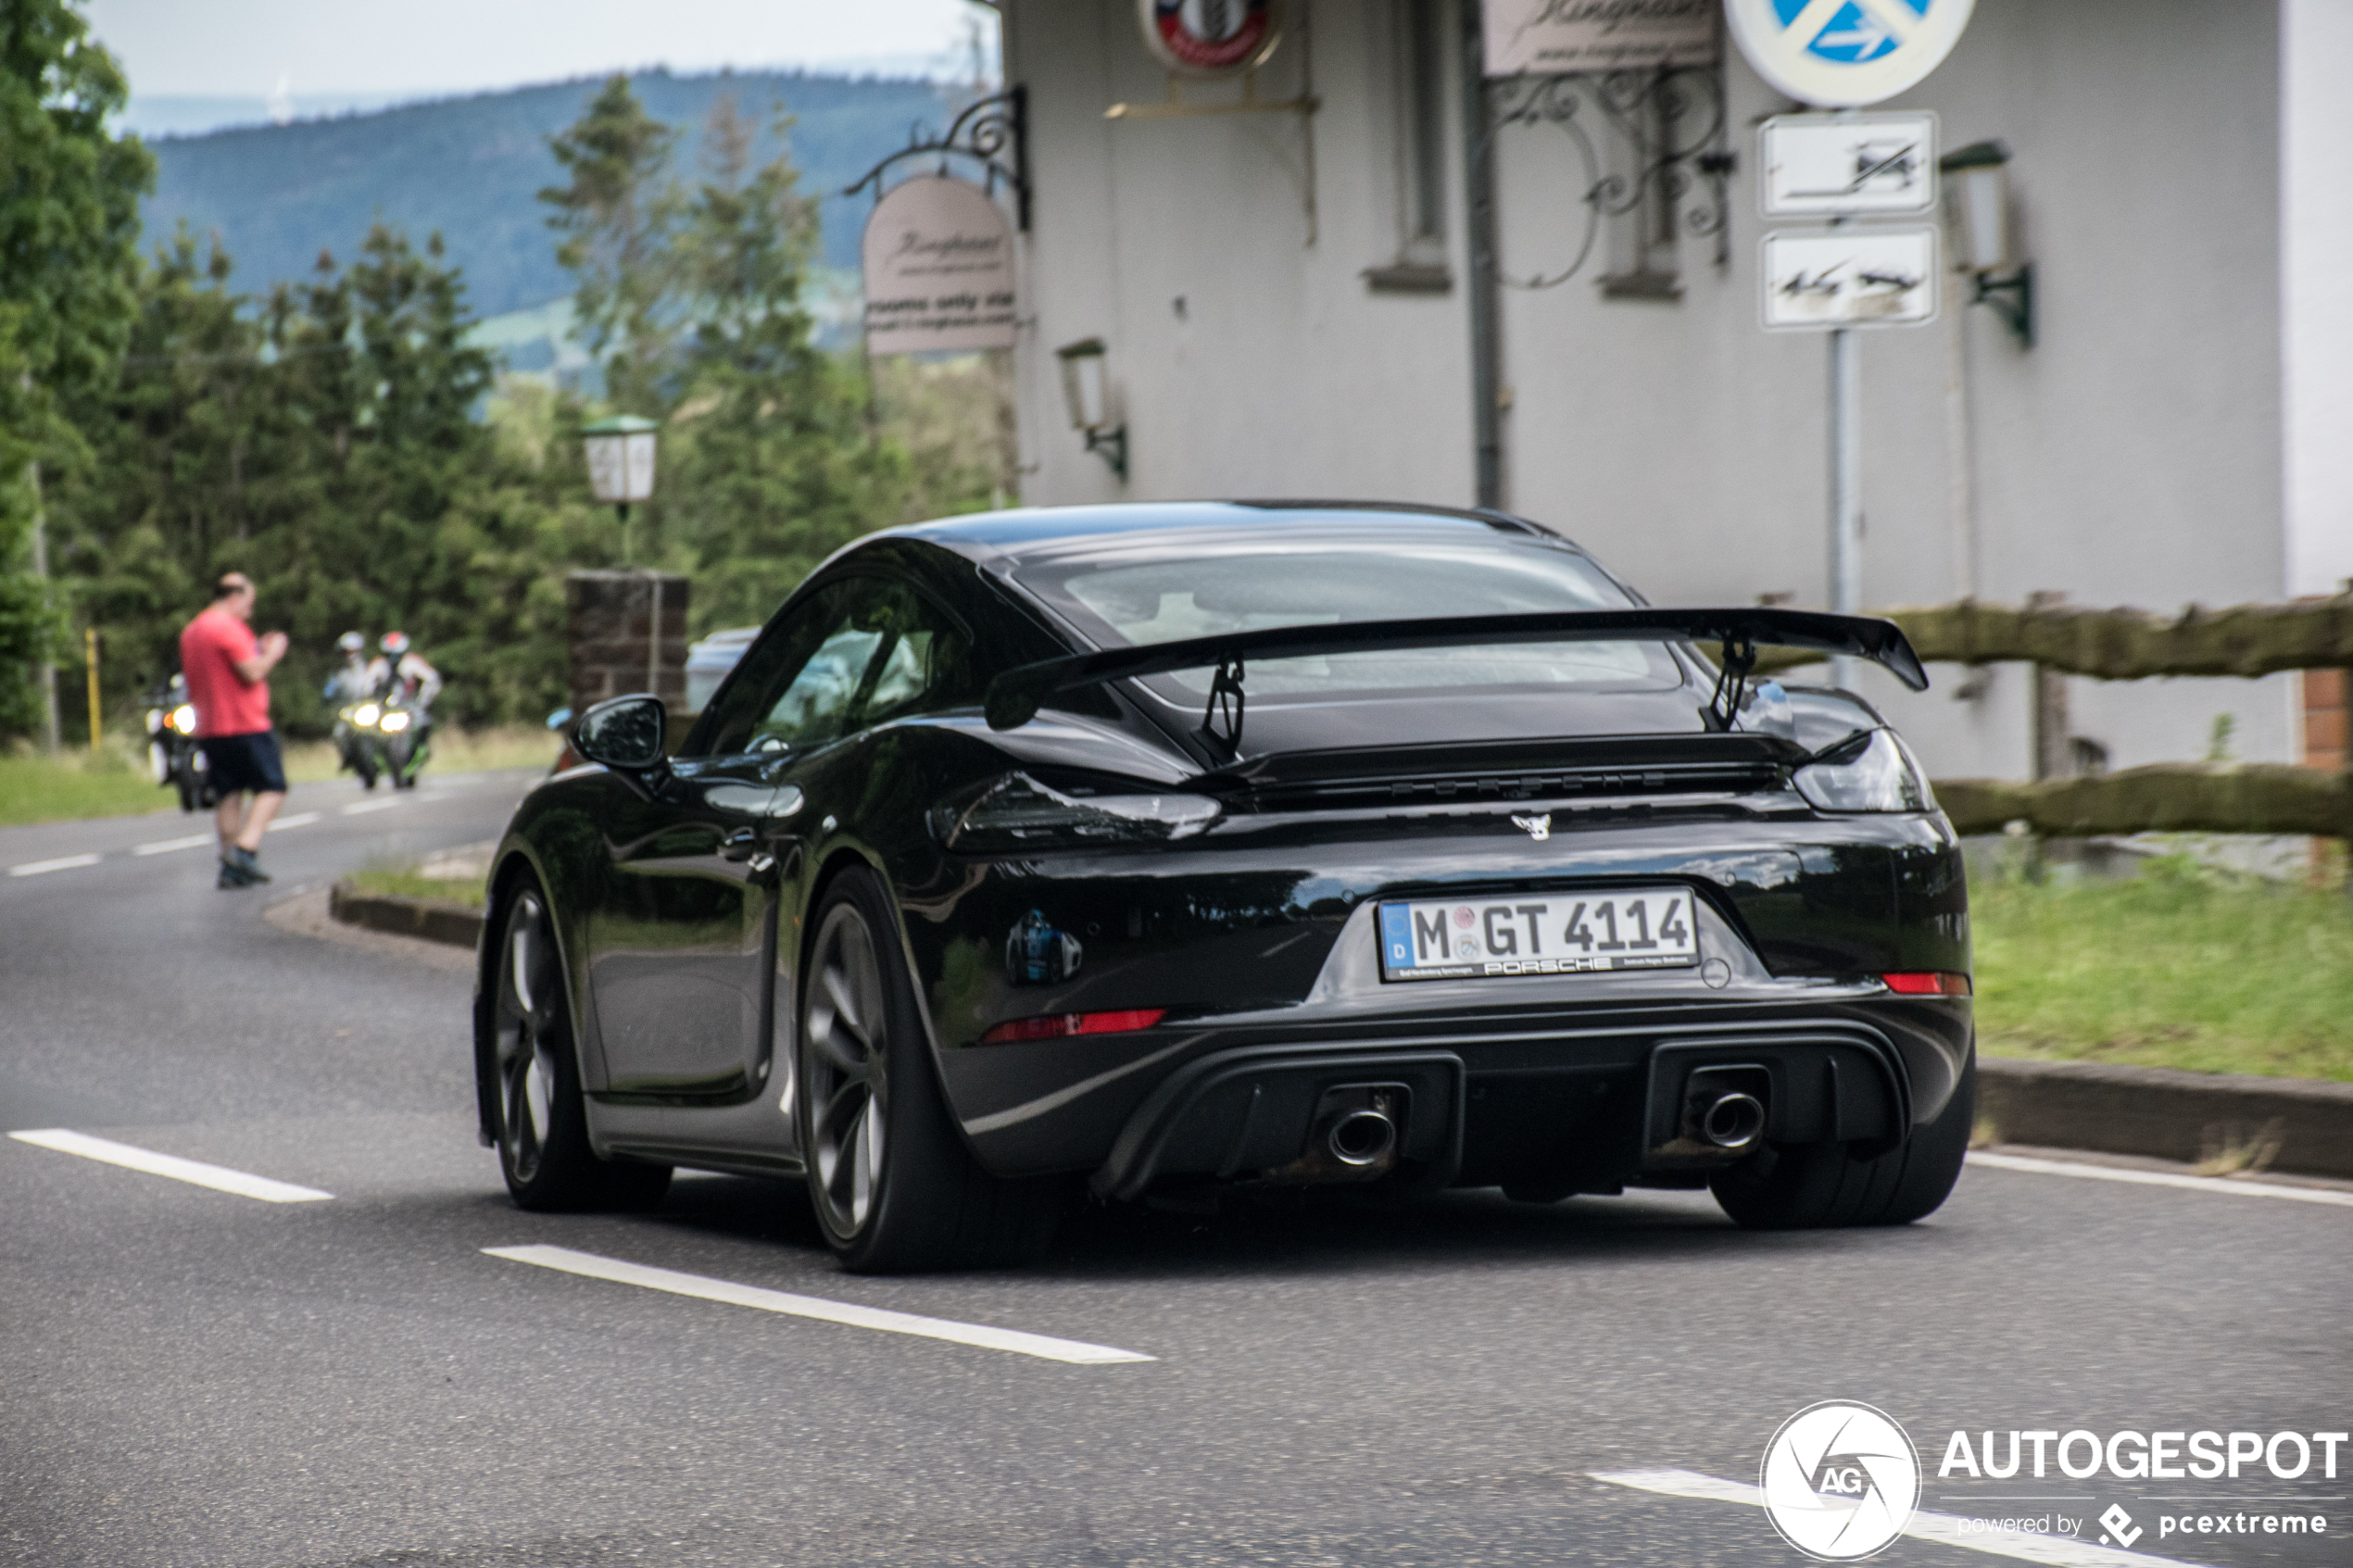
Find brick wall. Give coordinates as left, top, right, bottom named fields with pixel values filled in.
left=2303, top=669, right=2346, bottom=771
left=566, top=571, right=690, bottom=719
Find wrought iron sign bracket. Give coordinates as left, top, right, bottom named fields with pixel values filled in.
left=845, top=85, right=1031, bottom=231
left=1478, top=60, right=1734, bottom=295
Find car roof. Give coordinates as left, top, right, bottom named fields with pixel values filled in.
left=889, top=500, right=1582, bottom=565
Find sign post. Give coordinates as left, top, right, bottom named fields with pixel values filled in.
left=1729, top=0, right=1971, bottom=684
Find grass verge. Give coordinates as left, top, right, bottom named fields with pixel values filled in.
left=342, top=867, right=488, bottom=905
left=0, top=746, right=175, bottom=827
left=282, top=723, right=558, bottom=784
left=1973, top=855, right=2353, bottom=1083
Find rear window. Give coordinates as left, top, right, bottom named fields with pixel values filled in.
left=1014, top=541, right=1680, bottom=702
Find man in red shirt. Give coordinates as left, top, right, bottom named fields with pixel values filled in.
left=179, top=571, right=291, bottom=888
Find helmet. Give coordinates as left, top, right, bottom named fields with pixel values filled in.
left=337, top=631, right=366, bottom=654
left=380, top=631, right=410, bottom=656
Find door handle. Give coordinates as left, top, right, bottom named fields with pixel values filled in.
left=720, top=827, right=759, bottom=862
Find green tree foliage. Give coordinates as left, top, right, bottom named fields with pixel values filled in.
left=0, top=0, right=152, bottom=735
left=51, top=227, right=605, bottom=734
left=541, top=80, right=1009, bottom=635
left=540, top=77, right=681, bottom=415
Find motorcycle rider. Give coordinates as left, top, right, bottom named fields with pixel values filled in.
left=323, top=632, right=373, bottom=703
left=368, top=631, right=441, bottom=709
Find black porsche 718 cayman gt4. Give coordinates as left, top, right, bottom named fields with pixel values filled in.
left=475, top=502, right=1971, bottom=1272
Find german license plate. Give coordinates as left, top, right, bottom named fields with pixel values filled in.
left=1378, top=889, right=1699, bottom=982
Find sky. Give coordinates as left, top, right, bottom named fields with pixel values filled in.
left=85, top=0, right=995, bottom=127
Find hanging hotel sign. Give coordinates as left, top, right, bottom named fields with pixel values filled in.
left=1725, top=0, right=1974, bottom=107
left=1136, top=0, right=1286, bottom=79
left=860, top=176, right=1017, bottom=356
left=1483, top=0, right=1718, bottom=76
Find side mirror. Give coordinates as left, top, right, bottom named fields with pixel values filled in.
left=573, top=695, right=667, bottom=772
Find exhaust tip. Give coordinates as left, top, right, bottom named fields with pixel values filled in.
left=1700, top=1091, right=1766, bottom=1150
left=1327, top=1109, right=1398, bottom=1168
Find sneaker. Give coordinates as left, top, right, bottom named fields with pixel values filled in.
left=217, top=859, right=255, bottom=889
left=226, top=845, right=271, bottom=884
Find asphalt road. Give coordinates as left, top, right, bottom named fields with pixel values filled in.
left=3, top=772, right=2347, bottom=1568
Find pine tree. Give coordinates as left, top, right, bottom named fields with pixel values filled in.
left=0, top=0, right=152, bottom=739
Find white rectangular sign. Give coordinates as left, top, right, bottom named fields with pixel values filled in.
left=1760, top=113, right=1937, bottom=217
left=1760, top=228, right=1938, bottom=331
left=1482, top=0, right=1718, bottom=77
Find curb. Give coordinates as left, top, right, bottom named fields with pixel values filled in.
left=329, top=881, right=484, bottom=950
left=1978, top=1056, right=2353, bottom=1180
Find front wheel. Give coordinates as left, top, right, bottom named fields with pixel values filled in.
left=1710, top=1054, right=1974, bottom=1231
left=799, top=868, right=1066, bottom=1273
left=488, top=875, right=671, bottom=1211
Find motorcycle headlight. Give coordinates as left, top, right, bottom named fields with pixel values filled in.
left=170, top=704, right=197, bottom=735
left=354, top=703, right=382, bottom=727
left=145, top=708, right=163, bottom=734
left=1793, top=729, right=1936, bottom=813
left=380, top=710, right=411, bottom=733
left=933, top=771, right=1220, bottom=853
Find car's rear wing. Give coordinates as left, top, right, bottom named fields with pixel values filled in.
left=983, top=607, right=1929, bottom=754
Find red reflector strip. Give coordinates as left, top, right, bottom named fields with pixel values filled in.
left=1881, top=972, right=1972, bottom=997
left=980, top=1008, right=1166, bottom=1046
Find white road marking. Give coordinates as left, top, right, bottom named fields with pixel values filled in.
left=8, top=1129, right=333, bottom=1202
left=267, top=812, right=321, bottom=832
left=1590, top=1469, right=2209, bottom=1568
left=341, top=798, right=402, bottom=815
left=133, top=833, right=216, bottom=856
left=1968, top=1151, right=2353, bottom=1209
left=7, top=854, right=102, bottom=878
left=483, top=1244, right=1154, bottom=1365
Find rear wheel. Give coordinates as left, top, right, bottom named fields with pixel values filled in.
left=799, top=868, right=1066, bottom=1273
left=490, top=876, right=671, bottom=1211
left=1710, top=1054, right=1974, bottom=1230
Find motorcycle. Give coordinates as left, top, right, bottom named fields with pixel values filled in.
left=332, top=696, right=388, bottom=789
left=143, top=675, right=216, bottom=813
left=377, top=687, right=432, bottom=789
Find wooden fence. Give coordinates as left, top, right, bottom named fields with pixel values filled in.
left=1762, top=595, right=2353, bottom=840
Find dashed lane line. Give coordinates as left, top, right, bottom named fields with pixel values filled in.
left=1590, top=1468, right=2209, bottom=1568
left=8, top=1129, right=333, bottom=1202
left=266, top=811, right=321, bottom=832
left=7, top=854, right=103, bottom=878
left=133, top=833, right=216, bottom=857
left=484, top=1244, right=1155, bottom=1365
left=341, top=798, right=402, bottom=815
left=1968, top=1151, right=2353, bottom=1209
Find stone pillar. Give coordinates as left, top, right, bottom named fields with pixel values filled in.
left=566, top=571, right=690, bottom=719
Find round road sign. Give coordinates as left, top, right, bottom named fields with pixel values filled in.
left=1725, top=0, right=1976, bottom=107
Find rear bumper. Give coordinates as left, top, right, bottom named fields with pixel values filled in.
left=953, top=995, right=1968, bottom=1193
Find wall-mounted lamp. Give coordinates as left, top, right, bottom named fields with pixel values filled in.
left=1941, top=141, right=2033, bottom=348
left=1054, top=337, right=1128, bottom=483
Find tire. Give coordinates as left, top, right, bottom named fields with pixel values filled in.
left=487, top=874, right=672, bottom=1212
left=799, top=868, right=1067, bottom=1273
left=1710, top=1053, right=1974, bottom=1231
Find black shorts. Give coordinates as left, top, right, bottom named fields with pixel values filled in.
left=200, top=730, right=287, bottom=795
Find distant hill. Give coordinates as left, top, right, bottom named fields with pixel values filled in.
left=143, top=69, right=968, bottom=320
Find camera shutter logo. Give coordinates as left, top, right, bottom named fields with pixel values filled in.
left=1761, top=1401, right=1921, bottom=1560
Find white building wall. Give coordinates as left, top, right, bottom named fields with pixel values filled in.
left=2283, top=0, right=2353, bottom=598
left=1003, top=0, right=2300, bottom=779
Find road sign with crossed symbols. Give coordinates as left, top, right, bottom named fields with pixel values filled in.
left=1726, top=0, right=1976, bottom=107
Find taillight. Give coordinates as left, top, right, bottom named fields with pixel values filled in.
left=1882, top=972, right=1971, bottom=997
left=933, top=771, right=1219, bottom=852
left=979, top=1008, right=1166, bottom=1045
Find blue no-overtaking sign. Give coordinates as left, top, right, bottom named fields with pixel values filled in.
left=1725, top=0, right=1976, bottom=107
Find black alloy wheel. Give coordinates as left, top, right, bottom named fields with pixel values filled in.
left=490, top=875, right=671, bottom=1211
left=799, top=868, right=1068, bottom=1273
